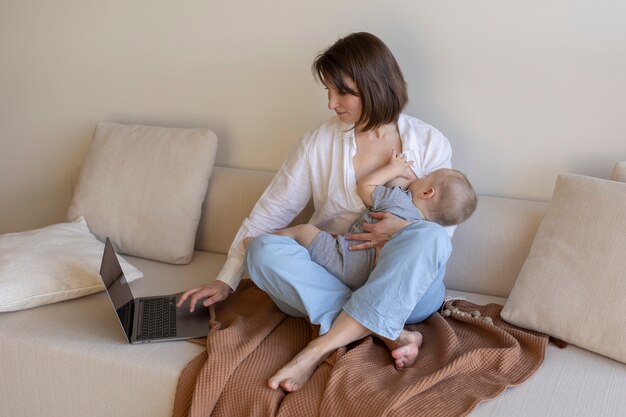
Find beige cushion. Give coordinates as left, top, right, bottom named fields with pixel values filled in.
left=501, top=174, right=626, bottom=363
left=67, top=122, right=218, bottom=264
left=0, top=217, right=142, bottom=312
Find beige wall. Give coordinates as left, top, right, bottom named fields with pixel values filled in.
left=1, top=0, right=625, bottom=234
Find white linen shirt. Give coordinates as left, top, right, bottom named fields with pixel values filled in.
left=217, top=113, right=453, bottom=290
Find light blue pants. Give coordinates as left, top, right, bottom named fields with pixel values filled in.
left=245, top=221, right=451, bottom=340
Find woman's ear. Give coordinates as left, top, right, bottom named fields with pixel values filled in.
left=421, top=187, right=436, bottom=199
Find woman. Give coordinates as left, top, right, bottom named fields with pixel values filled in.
left=178, top=32, right=453, bottom=392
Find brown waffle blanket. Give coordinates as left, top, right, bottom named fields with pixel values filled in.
left=173, top=280, right=548, bottom=417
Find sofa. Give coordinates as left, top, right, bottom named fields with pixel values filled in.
left=1, top=124, right=625, bottom=416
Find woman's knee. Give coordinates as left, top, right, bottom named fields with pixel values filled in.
left=406, top=280, right=445, bottom=324
left=245, top=234, right=309, bottom=283
left=245, top=234, right=280, bottom=272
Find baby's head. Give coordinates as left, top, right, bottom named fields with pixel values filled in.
left=415, top=169, right=478, bottom=227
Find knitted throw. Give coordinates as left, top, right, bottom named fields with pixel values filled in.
left=173, top=280, right=548, bottom=417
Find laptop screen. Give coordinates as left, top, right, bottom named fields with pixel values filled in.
left=99, top=238, right=135, bottom=341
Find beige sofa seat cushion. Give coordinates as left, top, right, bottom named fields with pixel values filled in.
left=447, top=290, right=626, bottom=417
left=0, top=250, right=224, bottom=417
left=501, top=174, right=626, bottom=363
left=67, top=122, right=218, bottom=264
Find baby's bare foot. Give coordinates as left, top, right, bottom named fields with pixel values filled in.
left=243, top=236, right=254, bottom=249
left=268, top=342, right=329, bottom=392
left=384, top=330, right=423, bottom=370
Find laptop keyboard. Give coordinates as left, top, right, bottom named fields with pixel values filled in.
left=137, top=296, right=177, bottom=340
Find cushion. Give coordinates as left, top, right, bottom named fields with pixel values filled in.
left=0, top=217, right=142, bottom=312
left=67, top=122, right=218, bottom=264
left=501, top=174, right=626, bottom=363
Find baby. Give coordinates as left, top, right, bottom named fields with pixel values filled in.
left=247, top=151, right=477, bottom=290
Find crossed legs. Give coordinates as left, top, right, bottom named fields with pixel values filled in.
left=246, top=222, right=448, bottom=392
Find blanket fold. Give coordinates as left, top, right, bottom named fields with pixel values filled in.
left=174, top=281, right=548, bottom=417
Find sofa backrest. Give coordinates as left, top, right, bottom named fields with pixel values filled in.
left=444, top=196, right=548, bottom=298
left=72, top=160, right=624, bottom=298
left=194, top=166, right=313, bottom=254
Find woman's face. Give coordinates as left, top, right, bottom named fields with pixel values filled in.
left=324, top=77, right=362, bottom=125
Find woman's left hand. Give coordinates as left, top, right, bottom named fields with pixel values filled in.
left=346, top=211, right=412, bottom=251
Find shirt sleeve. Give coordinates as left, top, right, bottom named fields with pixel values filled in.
left=216, top=135, right=314, bottom=290
left=420, top=125, right=452, bottom=171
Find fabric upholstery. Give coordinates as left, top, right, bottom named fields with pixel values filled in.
left=195, top=166, right=313, bottom=254
left=501, top=174, right=626, bottom=363
left=0, top=251, right=220, bottom=417
left=444, top=196, right=548, bottom=297
left=195, top=167, right=276, bottom=254
left=434, top=290, right=626, bottom=417
left=67, top=122, right=218, bottom=264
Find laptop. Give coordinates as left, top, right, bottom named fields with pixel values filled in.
left=98, top=237, right=211, bottom=343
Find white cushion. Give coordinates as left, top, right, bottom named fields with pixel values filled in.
left=501, top=174, right=626, bottom=363
left=0, top=217, right=142, bottom=312
left=67, top=122, right=218, bottom=264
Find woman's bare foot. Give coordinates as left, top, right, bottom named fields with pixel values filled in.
left=383, top=329, right=423, bottom=370
left=268, top=312, right=371, bottom=392
left=268, top=340, right=330, bottom=392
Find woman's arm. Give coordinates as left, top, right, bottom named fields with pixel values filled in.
left=178, top=137, right=314, bottom=311
left=221, top=140, right=313, bottom=286
left=346, top=211, right=413, bottom=251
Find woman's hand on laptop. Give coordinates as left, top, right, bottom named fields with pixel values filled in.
left=177, top=281, right=231, bottom=312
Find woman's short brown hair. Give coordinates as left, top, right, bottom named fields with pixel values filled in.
left=313, top=32, right=408, bottom=131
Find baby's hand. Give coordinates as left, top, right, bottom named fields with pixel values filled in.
left=389, top=151, right=414, bottom=177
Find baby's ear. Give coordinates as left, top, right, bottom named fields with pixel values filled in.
left=421, top=187, right=436, bottom=199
